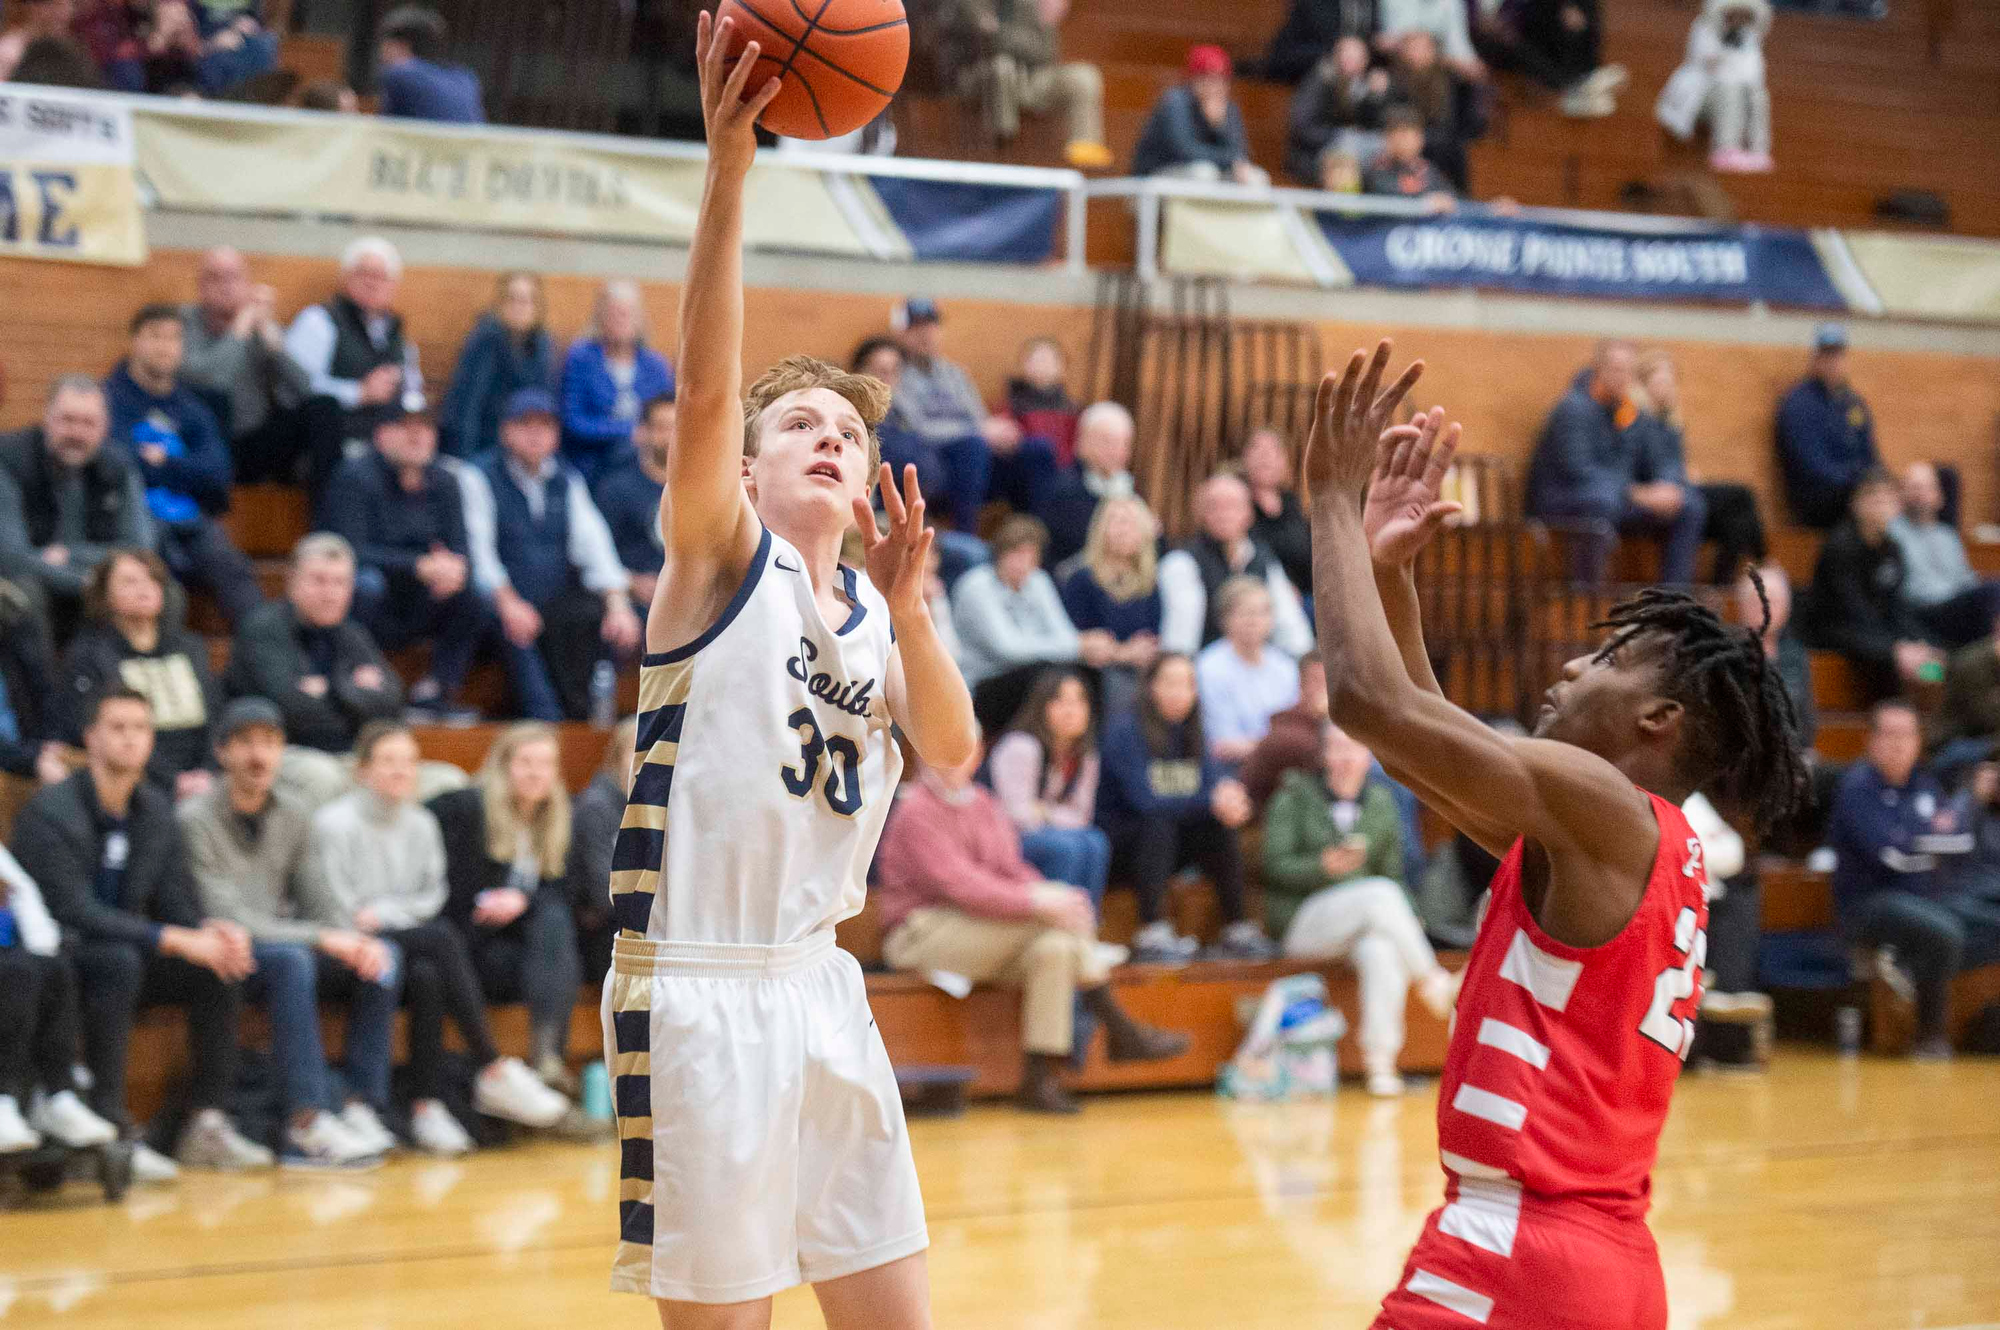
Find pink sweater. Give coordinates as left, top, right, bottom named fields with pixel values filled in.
left=874, top=781, right=1041, bottom=932
left=986, top=732, right=1099, bottom=832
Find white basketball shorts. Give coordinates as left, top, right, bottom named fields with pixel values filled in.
left=602, top=931, right=928, bottom=1303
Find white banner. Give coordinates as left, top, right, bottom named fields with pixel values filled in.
left=0, top=88, right=145, bottom=266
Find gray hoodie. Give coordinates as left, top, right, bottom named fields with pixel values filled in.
left=310, top=788, right=449, bottom=931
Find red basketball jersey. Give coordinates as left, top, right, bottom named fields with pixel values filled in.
left=1435, top=793, right=1708, bottom=1229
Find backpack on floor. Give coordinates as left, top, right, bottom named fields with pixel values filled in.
left=1218, top=973, right=1348, bottom=1101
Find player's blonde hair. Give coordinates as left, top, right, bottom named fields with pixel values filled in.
left=742, top=355, right=888, bottom=474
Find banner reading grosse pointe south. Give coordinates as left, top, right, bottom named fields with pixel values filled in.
left=132, top=108, right=1062, bottom=263
left=0, top=89, right=144, bottom=266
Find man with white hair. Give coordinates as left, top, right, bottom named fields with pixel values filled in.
left=284, top=237, right=427, bottom=496
left=1038, top=400, right=1135, bottom=568
left=1159, top=471, right=1314, bottom=657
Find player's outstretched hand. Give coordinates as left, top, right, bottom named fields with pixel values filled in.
left=854, top=463, right=936, bottom=624
left=1364, top=406, right=1463, bottom=570
left=1302, top=338, right=1424, bottom=503
left=695, top=10, right=782, bottom=176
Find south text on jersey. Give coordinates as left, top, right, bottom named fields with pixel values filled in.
left=787, top=637, right=877, bottom=719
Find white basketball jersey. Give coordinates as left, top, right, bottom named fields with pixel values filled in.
left=609, top=527, right=903, bottom=947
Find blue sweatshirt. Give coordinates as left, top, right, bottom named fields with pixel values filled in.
left=439, top=314, right=556, bottom=458
left=1827, top=761, right=1972, bottom=923
left=103, top=362, right=232, bottom=525
left=1526, top=368, right=1638, bottom=518
left=1095, top=711, right=1223, bottom=826
left=559, top=338, right=674, bottom=479
left=1776, top=376, right=1878, bottom=529
left=1059, top=564, right=1163, bottom=643
left=594, top=457, right=665, bottom=578
left=379, top=57, right=486, bottom=124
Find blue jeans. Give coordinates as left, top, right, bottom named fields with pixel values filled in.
left=246, top=941, right=401, bottom=1116
left=1020, top=825, right=1111, bottom=915
left=1545, top=486, right=1709, bottom=584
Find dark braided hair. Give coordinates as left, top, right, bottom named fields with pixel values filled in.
left=1589, top=569, right=1808, bottom=838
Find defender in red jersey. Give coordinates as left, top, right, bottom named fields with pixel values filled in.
left=1298, top=344, right=1808, bottom=1330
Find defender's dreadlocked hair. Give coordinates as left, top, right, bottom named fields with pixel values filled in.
left=1589, top=569, right=1808, bottom=838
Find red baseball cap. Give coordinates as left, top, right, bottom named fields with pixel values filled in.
left=1186, top=45, right=1230, bottom=78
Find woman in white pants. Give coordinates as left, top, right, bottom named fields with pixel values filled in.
left=1261, top=723, right=1454, bottom=1095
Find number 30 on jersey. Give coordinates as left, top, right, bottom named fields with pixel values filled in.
left=781, top=706, right=864, bottom=817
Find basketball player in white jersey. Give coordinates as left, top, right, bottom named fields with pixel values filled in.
left=599, top=14, right=978, bottom=1329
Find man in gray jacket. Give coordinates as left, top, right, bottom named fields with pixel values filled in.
left=181, top=698, right=398, bottom=1170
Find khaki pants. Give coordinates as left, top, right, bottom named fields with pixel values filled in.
left=963, top=55, right=1104, bottom=145
left=884, top=905, right=1109, bottom=1056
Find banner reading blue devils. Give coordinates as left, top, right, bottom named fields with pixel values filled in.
left=1315, top=210, right=1845, bottom=308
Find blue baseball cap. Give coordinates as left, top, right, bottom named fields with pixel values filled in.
left=898, top=297, right=941, bottom=327
left=504, top=387, right=558, bottom=422
left=1813, top=322, right=1849, bottom=352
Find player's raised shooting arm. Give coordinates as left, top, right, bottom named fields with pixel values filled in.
left=1307, top=346, right=1656, bottom=943
left=659, top=13, right=782, bottom=564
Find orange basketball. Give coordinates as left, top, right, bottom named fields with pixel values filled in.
left=716, top=0, right=909, bottom=141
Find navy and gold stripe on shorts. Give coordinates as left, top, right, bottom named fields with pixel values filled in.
left=608, top=654, right=694, bottom=939
left=609, top=978, right=655, bottom=1282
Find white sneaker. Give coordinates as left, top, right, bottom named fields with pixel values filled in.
left=177, top=1108, right=275, bottom=1171
left=409, top=1100, right=474, bottom=1156
left=282, top=1112, right=381, bottom=1172
left=31, top=1090, right=117, bottom=1149
left=1366, top=1070, right=1407, bottom=1098
left=1092, top=942, right=1131, bottom=970
left=339, top=1102, right=398, bottom=1157
left=473, top=1057, right=570, bottom=1129
left=1416, top=968, right=1459, bottom=1021
left=131, top=1142, right=182, bottom=1185
left=0, top=1095, right=42, bottom=1154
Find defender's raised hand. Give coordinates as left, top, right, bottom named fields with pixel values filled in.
left=1302, top=339, right=1424, bottom=503
left=695, top=11, right=782, bottom=176
left=1365, top=406, right=1464, bottom=569
left=853, top=463, right=936, bottom=623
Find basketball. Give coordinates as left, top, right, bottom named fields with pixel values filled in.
left=716, top=0, right=909, bottom=141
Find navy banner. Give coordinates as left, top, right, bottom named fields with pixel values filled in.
left=1313, top=210, right=1846, bottom=308
left=869, top=176, right=1064, bottom=264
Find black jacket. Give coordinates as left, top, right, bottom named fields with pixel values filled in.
left=321, top=449, right=471, bottom=577
left=224, top=600, right=404, bottom=753
left=427, top=785, right=583, bottom=932
left=1800, top=519, right=1923, bottom=672
left=13, top=768, right=204, bottom=947
left=60, top=621, right=219, bottom=788
left=0, top=581, right=59, bottom=778
left=0, top=427, right=151, bottom=600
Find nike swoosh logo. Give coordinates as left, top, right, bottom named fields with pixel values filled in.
left=775, top=555, right=800, bottom=573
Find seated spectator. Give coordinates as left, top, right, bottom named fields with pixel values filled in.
left=1527, top=339, right=1705, bottom=585
left=284, top=237, right=426, bottom=498
left=1196, top=577, right=1299, bottom=766
left=1286, top=37, right=1390, bottom=186
left=0, top=840, right=120, bottom=1154
left=312, top=722, right=569, bottom=1153
left=0, top=580, right=70, bottom=801
left=320, top=409, right=486, bottom=722
left=559, top=280, right=673, bottom=484
left=181, top=699, right=394, bottom=1170
left=1240, top=650, right=1327, bottom=811
left=1159, top=472, right=1314, bottom=658
left=938, top=0, right=1111, bottom=168
left=225, top=534, right=404, bottom=759
left=1386, top=31, right=1470, bottom=187
left=375, top=3, right=483, bottom=123
left=1935, top=635, right=2000, bottom=766
left=74, top=0, right=274, bottom=95
left=1058, top=495, right=1162, bottom=718
left=1131, top=46, right=1271, bottom=185
left=1891, top=462, right=2000, bottom=651
left=13, top=683, right=265, bottom=1181
left=896, top=298, right=1055, bottom=527
left=1776, top=324, right=1877, bottom=530
left=594, top=393, right=673, bottom=611
left=1472, top=0, right=1626, bottom=117
left=60, top=549, right=218, bottom=800
left=465, top=389, right=640, bottom=721
left=1656, top=0, right=1772, bottom=172
left=855, top=335, right=984, bottom=590
left=1377, top=0, right=1484, bottom=81
left=1827, top=702, right=1991, bottom=1059
left=876, top=746, right=1187, bottom=1114
left=1634, top=350, right=1766, bottom=583
left=1003, top=337, right=1080, bottom=467
left=105, top=303, right=261, bottom=628
left=1739, top=563, right=1816, bottom=750
left=0, top=0, right=80, bottom=81
left=1242, top=426, right=1312, bottom=596
left=988, top=671, right=1111, bottom=912
left=429, top=724, right=584, bottom=1090
left=439, top=272, right=557, bottom=460
left=568, top=716, right=636, bottom=984
left=1261, top=722, right=1454, bottom=1095
left=1096, top=653, right=1271, bottom=963
left=1362, top=103, right=1457, bottom=210
left=952, top=516, right=1080, bottom=731
left=1799, top=470, right=1941, bottom=704
left=178, top=246, right=314, bottom=486
left=1261, top=0, right=1380, bottom=85
left=0, top=376, right=153, bottom=634
left=1039, top=400, right=1136, bottom=569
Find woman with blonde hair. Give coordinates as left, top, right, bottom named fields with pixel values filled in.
left=428, top=722, right=585, bottom=1087
left=1060, top=493, right=1164, bottom=716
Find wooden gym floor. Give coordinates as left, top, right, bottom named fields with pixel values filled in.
left=1, top=1052, right=1996, bottom=1328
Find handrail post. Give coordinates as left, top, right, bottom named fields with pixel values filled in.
left=1065, top=179, right=1088, bottom=278
left=1136, top=184, right=1160, bottom=285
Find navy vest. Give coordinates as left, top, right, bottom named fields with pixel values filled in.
left=1180, top=534, right=1281, bottom=646
left=479, top=452, right=579, bottom=607
left=324, top=295, right=405, bottom=382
